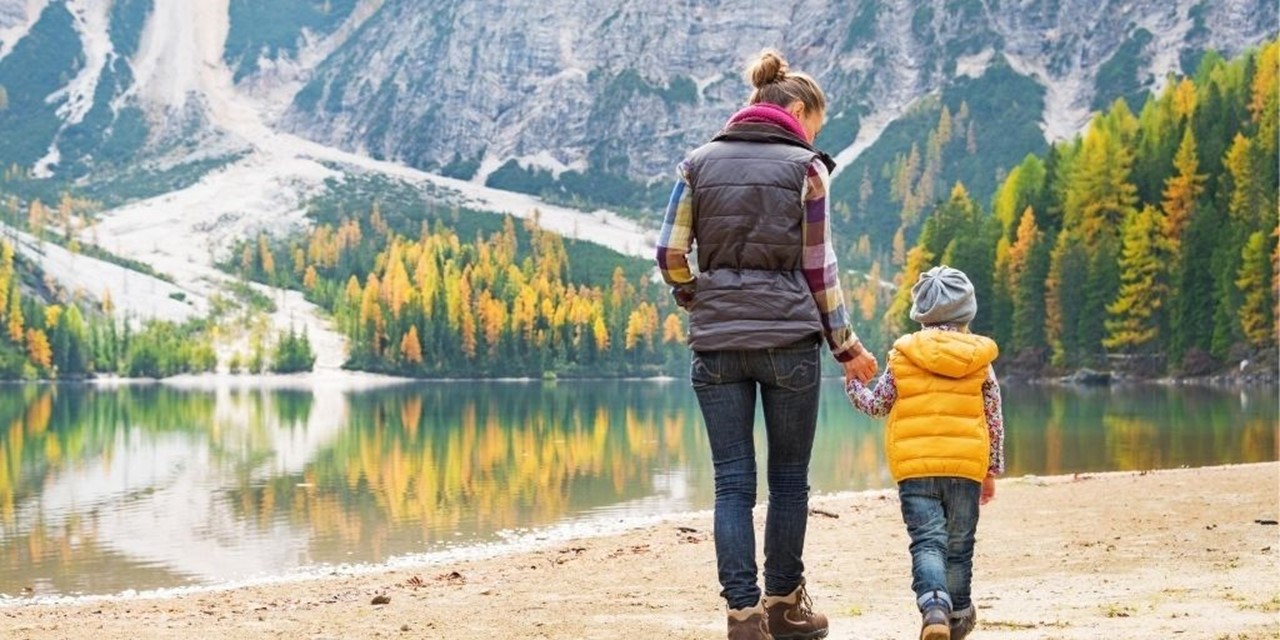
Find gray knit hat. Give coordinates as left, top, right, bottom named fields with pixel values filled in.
left=909, top=265, right=977, bottom=326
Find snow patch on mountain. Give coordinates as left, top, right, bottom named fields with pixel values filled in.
left=476, top=150, right=587, bottom=184
left=831, top=104, right=910, bottom=180
left=999, top=49, right=1094, bottom=143
left=51, top=0, right=112, bottom=125
left=955, top=49, right=995, bottom=80
left=0, top=0, right=47, bottom=62
left=30, top=0, right=115, bottom=177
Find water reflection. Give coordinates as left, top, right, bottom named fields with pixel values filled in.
left=0, top=380, right=1274, bottom=597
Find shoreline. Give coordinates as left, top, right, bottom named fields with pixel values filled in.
left=3, top=368, right=1275, bottom=388
left=2, top=462, right=1276, bottom=639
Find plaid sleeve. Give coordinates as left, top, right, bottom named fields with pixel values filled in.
left=656, top=161, right=696, bottom=300
left=801, top=157, right=863, bottom=362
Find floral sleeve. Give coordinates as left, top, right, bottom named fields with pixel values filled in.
left=845, top=369, right=897, bottom=418
left=983, top=366, right=1005, bottom=476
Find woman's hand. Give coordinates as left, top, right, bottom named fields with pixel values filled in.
left=842, top=350, right=878, bottom=384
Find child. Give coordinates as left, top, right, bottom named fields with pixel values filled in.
left=846, top=265, right=1004, bottom=640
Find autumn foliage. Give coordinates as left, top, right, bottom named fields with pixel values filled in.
left=886, top=41, right=1278, bottom=375
left=238, top=213, right=687, bottom=377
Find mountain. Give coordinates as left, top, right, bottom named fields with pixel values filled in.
left=0, top=0, right=1273, bottom=319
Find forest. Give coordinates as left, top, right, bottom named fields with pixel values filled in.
left=867, top=41, right=1278, bottom=376
left=234, top=210, right=687, bottom=377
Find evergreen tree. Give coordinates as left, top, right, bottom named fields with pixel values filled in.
left=991, top=238, right=1014, bottom=347
left=1237, top=230, right=1277, bottom=349
left=273, top=327, right=317, bottom=373
left=1008, top=209, right=1048, bottom=353
left=1224, top=134, right=1273, bottom=232
left=1160, top=128, right=1206, bottom=254
left=992, top=155, right=1046, bottom=239
left=1081, top=233, right=1121, bottom=364
left=1063, top=101, right=1139, bottom=244
left=1105, top=206, right=1168, bottom=354
left=1046, top=229, right=1089, bottom=366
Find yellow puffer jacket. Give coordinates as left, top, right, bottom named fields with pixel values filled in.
left=886, top=329, right=999, bottom=483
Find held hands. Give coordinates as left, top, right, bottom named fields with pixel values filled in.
left=980, top=476, right=996, bottom=505
left=842, top=349, right=878, bottom=385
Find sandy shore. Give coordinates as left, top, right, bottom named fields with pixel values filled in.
left=2, top=463, right=1277, bottom=639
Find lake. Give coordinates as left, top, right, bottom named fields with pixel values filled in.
left=0, top=379, right=1274, bottom=598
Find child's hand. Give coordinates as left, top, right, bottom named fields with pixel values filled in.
left=980, top=476, right=996, bottom=505
left=843, top=350, right=878, bottom=384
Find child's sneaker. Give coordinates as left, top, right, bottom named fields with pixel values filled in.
left=763, top=581, right=829, bottom=639
left=919, top=591, right=951, bottom=640
left=950, top=604, right=977, bottom=640
left=727, top=602, right=773, bottom=640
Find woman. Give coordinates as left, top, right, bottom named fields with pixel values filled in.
left=655, top=49, right=878, bottom=640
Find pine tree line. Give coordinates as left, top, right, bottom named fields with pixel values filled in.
left=876, top=42, right=1278, bottom=376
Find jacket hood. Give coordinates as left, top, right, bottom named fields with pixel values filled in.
left=892, top=329, right=998, bottom=379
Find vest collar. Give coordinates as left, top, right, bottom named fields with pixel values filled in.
left=711, top=122, right=838, bottom=174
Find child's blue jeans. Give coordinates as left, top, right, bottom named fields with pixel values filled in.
left=898, top=476, right=983, bottom=611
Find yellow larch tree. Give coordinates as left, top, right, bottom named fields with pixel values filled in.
left=592, top=312, right=609, bottom=353
left=6, top=290, right=23, bottom=344
left=380, top=241, right=412, bottom=319
left=292, top=247, right=306, bottom=278
left=1224, top=134, right=1272, bottom=230
left=1249, top=41, right=1278, bottom=159
left=1160, top=128, right=1205, bottom=253
left=258, top=234, right=275, bottom=279
left=476, top=289, right=507, bottom=356
left=458, top=269, right=476, bottom=359
left=0, top=241, right=13, bottom=320
left=360, top=274, right=384, bottom=356
left=400, top=325, right=424, bottom=365
left=27, top=199, right=46, bottom=241
left=623, top=302, right=658, bottom=351
left=661, top=313, right=685, bottom=345
left=303, top=265, right=318, bottom=291
left=1104, top=205, right=1167, bottom=352
left=1171, top=77, right=1197, bottom=121
left=1236, top=230, right=1276, bottom=348
left=25, top=328, right=51, bottom=370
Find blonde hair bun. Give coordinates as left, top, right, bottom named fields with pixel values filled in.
left=748, top=49, right=789, bottom=88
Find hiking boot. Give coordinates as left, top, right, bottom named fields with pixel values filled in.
left=763, top=581, right=829, bottom=639
left=727, top=603, right=773, bottom=640
left=950, top=604, right=977, bottom=640
left=919, top=592, right=952, bottom=640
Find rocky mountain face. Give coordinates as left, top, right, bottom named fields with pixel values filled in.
left=0, top=0, right=1274, bottom=218
left=280, top=0, right=1273, bottom=188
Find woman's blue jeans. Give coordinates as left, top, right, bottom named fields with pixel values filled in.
left=898, top=477, right=982, bottom=611
left=691, top=341, right=821, bottom=610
